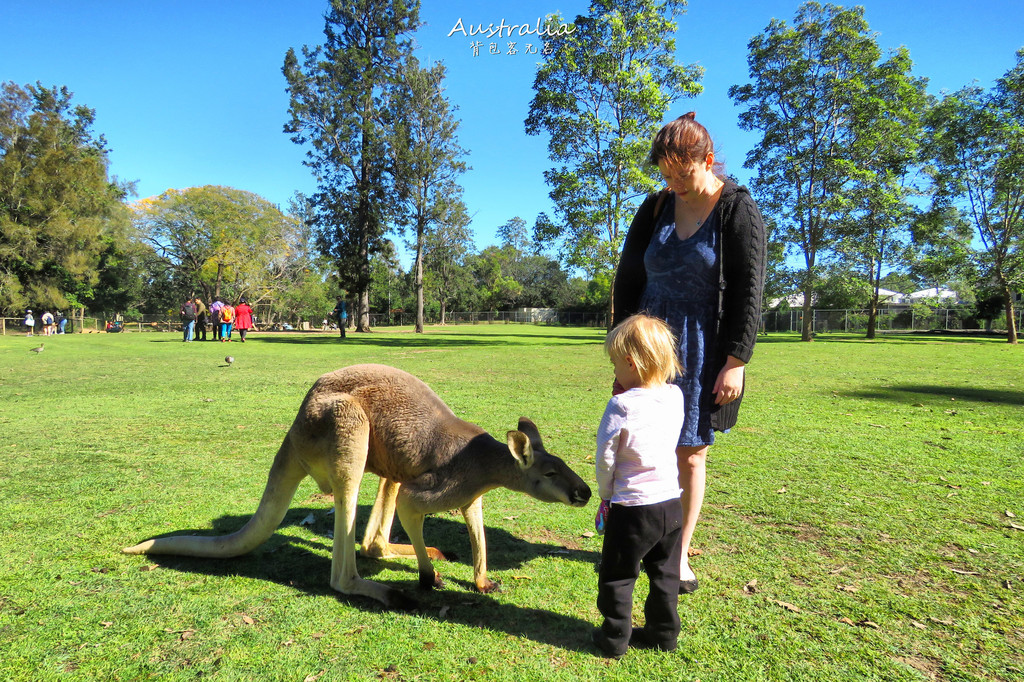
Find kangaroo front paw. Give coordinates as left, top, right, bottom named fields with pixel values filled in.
left=419, top=570, right=444, bottom=590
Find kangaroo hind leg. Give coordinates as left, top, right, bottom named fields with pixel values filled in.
left=362, top=478, right=445, bottom=562
left=322, top=395, right=415, bottom=610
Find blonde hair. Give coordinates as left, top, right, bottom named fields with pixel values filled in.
left=605, top=314, right=683, bottom=385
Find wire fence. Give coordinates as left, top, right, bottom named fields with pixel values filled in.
left=4, top=307, right=1021, bottom=336
left=762, top=308, right=1024, bottom=334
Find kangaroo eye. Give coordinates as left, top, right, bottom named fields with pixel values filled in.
left=544, top=471, right=558, bottom=478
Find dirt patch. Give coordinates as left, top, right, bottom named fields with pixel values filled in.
left=893, top=655, right=941, bottom=680
left=522, top=526, right=584, bottom=551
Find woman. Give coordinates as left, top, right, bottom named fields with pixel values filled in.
left=234, top=299, right=254, bottom=342
left=219, top=301, right=235, bottom=342
left=612, top=112, right=767, bottom=594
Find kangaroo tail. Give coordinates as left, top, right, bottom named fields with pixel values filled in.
left=123, top=437, right=307, bottom=558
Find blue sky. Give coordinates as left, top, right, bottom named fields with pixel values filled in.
left=3, top=0, right=1023, bottom=269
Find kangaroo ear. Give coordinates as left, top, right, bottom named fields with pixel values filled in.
left=506, top=430, right=535, bottom=468
left=517, top=417, right=544, bottom=451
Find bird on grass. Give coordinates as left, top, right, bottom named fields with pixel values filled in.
left=30, top=343, right=44, bottom=354
left=225, top=356, right=234, bottom=366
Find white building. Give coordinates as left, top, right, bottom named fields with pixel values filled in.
left=907, top=287, right=958, bottom=303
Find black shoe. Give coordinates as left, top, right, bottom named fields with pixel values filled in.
left=629, top=627, right=678, bottom=652
left=591, top=627, right=626, bottom=659
left=679, top=578, right=699, bottom=594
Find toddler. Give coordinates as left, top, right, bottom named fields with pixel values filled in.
left=592, top=313, right=685, bottom=658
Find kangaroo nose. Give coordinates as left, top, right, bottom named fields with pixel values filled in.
left=573, top=486, right=592, bottom=506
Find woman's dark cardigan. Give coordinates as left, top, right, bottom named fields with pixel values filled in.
left=612, top=180, right=767, bottom=431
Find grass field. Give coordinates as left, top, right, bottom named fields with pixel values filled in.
left=1, top=326, right=1022, bottom=681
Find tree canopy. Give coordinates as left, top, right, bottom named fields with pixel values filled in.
left=283, top=0, right=420, bottom=331
left=392, top=56, right=468, bottom=333
left=525, top=0, right=702, bottom=312
left=925, top=69, right=1024, bottom=344
left=730, top=2, right=886, bottom=341
left=0, top=81, right=132, bottom=315
left=133, top=185, right=296, bottom=306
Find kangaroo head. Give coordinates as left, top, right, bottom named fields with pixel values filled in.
left=506, top=417, right=592, bottom=507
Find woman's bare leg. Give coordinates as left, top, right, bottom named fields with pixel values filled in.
left=677, top=444, right=708, bottom=588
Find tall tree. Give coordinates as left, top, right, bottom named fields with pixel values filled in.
left=283, top=0, right=420, bottom=332
left=422, top=200, right=473, bottom=324
left=840, top=47, right=928, bottom=338
left=0, top=81, right=132, bottom=315
left=925, top=61, right=1024, bottom=344
left=393, top=56, right=467, bottom=333
left=134, top=185, right=294, bottom=304
left=525, top=0, right=702, bottom=317
left=729, top=2, right=882, bottom=341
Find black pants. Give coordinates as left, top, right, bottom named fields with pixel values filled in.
left=196, top=317, right=207, bottom=341
left=597, top=498, right=683, bottom=651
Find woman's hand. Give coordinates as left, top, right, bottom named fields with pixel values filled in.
left=713, top=356, right=746, bottom=405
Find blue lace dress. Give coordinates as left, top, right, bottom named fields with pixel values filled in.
left=639, top=194, right=720, bottom=447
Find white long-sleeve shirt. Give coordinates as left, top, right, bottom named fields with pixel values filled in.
left=596, top=383, right=684, bottom=506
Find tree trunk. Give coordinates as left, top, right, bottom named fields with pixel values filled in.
left=415, top=222, right=424, bottom=334
left=607, top=271, right=616, bottom=331
left=358, top=289, right=370, bottom=332
left=801, top=291, right=814, bottom=341
left=866, top=297, right=877, bottom=340
left=214, top=263, right=224, bottom=301
left=1003, top=289, right=1018, bottom=344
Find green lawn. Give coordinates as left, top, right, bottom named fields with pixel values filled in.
left=1, top=326, right=1021, bottom=681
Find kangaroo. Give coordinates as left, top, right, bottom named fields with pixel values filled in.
left=124, top=363, right=592, bottom=609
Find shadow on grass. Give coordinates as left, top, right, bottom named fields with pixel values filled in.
left=134, top=504, right=601, bottom=652
left=848, top=384, right=1024, bottom=407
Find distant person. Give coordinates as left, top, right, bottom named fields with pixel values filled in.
left=194, top=297, right=208, bottom=341
left=220, top=301, right=235, bottom=342
left=233, top=299, right=254, bottom=342
left=613, top=112, right=767, bottom=594
left=41, top=310, right=55, bottom=336
left=332, top=296, right=347, bottom=339
left=57, top=311, right=67, bottom=334
left=180, top=298, right=196, bottom=342
left=23, top=309, right=34, bottom=336
left=591, top=314, right=685, bottom=658
left=209, top=298, right=224, bottom=341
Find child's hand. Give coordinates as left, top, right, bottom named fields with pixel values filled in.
left=595, top=500, right=610, bottom=534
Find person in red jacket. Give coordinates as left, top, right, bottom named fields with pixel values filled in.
left=233, top=299, right=254, bottom=342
